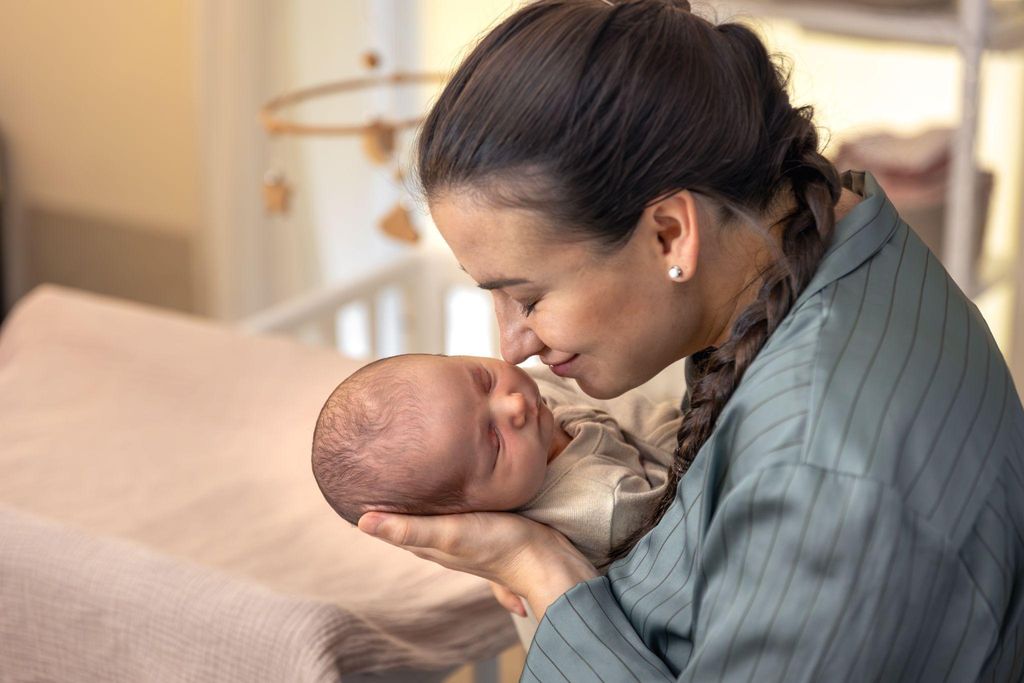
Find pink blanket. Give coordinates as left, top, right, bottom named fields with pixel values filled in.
left=0, top=285, right=515, bottom=682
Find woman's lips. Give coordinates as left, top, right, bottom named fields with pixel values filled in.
left=549, top=354, right=579, bottom=377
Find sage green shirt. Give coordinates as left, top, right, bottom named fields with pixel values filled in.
left=522, top=171, right=1024, bottom=682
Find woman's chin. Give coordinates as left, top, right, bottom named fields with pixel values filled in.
left=574, top=375, right=624, bottom=400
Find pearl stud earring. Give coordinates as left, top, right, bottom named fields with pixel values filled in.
left=668, top=265, right=683, bottom=280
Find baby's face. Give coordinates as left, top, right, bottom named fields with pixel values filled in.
left=407, top=355, right=556, bottom=510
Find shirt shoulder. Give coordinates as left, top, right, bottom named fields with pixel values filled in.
left=711, top=213, right=1024, bottom=547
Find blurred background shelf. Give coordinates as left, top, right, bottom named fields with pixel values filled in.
left=720, top=0, right=1024, bottom=50
left=719, top=0, right=1024, bottom=380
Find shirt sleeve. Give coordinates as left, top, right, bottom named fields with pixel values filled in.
left=522, top=462, right=994, bottom=682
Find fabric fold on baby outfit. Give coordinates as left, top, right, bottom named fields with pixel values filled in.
left=517, top=369, right=682, bottom=568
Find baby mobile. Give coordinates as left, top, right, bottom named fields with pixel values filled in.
left=259, top=50, right=446, bottom=243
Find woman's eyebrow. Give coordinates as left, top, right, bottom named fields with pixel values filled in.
left=477, top=277, right=531, bottom=291
left=457, top=264, right=531, bottom=291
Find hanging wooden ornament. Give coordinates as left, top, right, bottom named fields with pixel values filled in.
left=262, top=170, right=291, bottom=215
left=361, top=118, right=396, bottom=165
left=378, top=162, right=418, bottom=242
left=362, top=50, right=381, bottom=70
left=379, top=199, right=418, bottom=243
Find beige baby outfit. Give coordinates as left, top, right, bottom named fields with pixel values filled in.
left=507, top=368, right=686, bottom=647
left=518, top=370, right=682, bottom=568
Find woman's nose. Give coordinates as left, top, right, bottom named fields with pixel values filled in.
left=495, top=392, right=529, bottom=429
left=494, top=296, right=545, bottom=364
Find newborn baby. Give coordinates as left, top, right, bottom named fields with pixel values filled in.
left=311, top=353, right=681, bottom=570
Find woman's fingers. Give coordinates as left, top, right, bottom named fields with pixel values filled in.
left=357, top=509, right=598, bottom=621
left=359, top=511, right=464, bottom=552
left=489, top=581, right=527, bottom=617
left=358, top=511, right=540, bottom=579
left=359, top=511, right=499, bottom=553
left=358, top=512, right=412, bottom=546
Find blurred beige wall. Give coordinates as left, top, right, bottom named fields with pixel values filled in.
left=414, top=0, right=516, bottom=256
left=0, top=1, right=201, bottom=312
left=0, top=0, right=201, bottom=233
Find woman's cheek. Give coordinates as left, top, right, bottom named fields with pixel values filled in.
left=535, top=316, right=576, bottom=352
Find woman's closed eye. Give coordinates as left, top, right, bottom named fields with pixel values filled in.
left=518, top=299, right=538, bottom=317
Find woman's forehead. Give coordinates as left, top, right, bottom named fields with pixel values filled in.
left=432, top=196, right=547, bottom=245
left=431, top=196, right=586, bottom=279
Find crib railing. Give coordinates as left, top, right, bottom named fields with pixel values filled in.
left=238, top=250, right=493, bottom=360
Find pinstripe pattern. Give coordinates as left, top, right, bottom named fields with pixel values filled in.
left=521, top=171, right=1024, bottom=682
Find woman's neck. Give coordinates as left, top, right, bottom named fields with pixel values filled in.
left=706, top=186, right=864, bottom=350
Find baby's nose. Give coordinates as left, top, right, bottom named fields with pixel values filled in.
left=500, top=392, right=529, bottom=429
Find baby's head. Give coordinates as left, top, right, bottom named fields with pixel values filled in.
left=311, top=354, right=557, bottom=524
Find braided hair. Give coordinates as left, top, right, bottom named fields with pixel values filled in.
left=414, top=0, right=842, bottom=558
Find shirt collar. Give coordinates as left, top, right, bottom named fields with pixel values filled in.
left=793, top=169, right=901, bottom=309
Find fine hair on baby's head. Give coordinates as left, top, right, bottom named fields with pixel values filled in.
left=311, top=354, right=468, bottom=525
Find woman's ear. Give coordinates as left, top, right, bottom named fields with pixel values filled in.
left=644, top=189, right=701, bottom=282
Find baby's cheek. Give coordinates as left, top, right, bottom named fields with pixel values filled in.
left=525, top=453, right=548, bottom=492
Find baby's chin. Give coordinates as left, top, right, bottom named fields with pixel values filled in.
left=539, top=401, right=571, bottom=464
left=538, top=401, right=556, bottom=460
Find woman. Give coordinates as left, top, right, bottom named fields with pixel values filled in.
left=358, top=0, right=1024, bottom=679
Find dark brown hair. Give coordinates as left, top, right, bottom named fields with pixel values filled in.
left=414, top=0, right=841, bottom=558
left=311, top=354, right=468, bottom=524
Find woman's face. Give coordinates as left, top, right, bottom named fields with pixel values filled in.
left=431, top=193, right=705, bottom=399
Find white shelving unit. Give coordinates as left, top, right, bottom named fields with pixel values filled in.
left=718, top=0, right=1024, bottom=49
left=716, top=0, right=1024, bottom=380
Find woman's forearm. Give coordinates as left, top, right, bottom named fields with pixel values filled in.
left=522, top=542, right=599, bottom=620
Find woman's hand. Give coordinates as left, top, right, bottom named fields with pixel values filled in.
left=358, top=510, right=598, bottom=620
left=489, top=581, right=526, bottom=617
